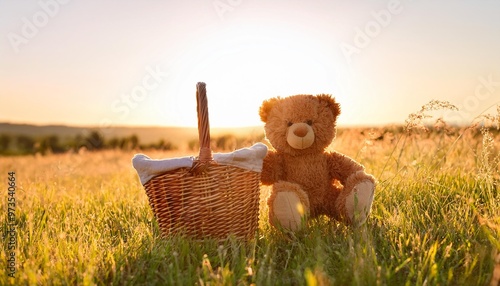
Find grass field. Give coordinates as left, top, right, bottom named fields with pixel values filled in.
left=1, top=104, right=500, bottom=285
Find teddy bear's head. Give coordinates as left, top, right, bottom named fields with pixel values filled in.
left=259, top=94, right=341, bottom=155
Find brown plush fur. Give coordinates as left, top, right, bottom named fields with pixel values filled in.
left=260, top=94, right=376, bottom=224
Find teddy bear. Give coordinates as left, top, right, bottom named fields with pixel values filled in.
left=259, top=94, right=376, bottom=230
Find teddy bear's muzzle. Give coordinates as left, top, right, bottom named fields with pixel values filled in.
left=287, top=123, right=315, bottom=150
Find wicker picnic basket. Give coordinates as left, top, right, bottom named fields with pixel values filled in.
left=137, top=82, right=263, bottom=240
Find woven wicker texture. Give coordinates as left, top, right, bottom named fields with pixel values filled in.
left=144, top=166, right=260, bottom=239
left=142, top=82, right=261, bottom=239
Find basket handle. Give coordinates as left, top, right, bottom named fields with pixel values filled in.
left=196, top=82, right=213, bottom=163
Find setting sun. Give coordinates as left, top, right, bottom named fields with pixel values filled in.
left=162, top=23, right=341, bottom=127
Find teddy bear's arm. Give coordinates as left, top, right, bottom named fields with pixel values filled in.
left=327, top=152, right=367, bottom=184
left=261, top=150, right=284, bottom=185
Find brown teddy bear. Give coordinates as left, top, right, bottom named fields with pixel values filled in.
left=259, top=94, right=376, bottom=230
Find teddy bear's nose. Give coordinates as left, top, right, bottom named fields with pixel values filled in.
left=293, top=125, right=309, bottom=137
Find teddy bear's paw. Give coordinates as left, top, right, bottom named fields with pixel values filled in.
left=271, top=191, right=307, bottom=231
left=268, top=181, right=310, bottom=231
left=345, top=180, right=375, bottom=227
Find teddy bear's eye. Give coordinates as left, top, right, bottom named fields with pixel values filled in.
left=287, top=121, right=293, bottom=127
left=306, top=120, right=313, bottom=126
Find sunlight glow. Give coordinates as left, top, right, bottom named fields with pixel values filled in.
left=162, top=24, right=341, bottom=127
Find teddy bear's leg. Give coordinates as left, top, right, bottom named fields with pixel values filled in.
left=267, top=181, right=310, bottom=231
left=335, top=171, right=376, bottom=226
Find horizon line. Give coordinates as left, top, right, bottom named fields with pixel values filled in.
left=0, top=120, right=478, bottom=130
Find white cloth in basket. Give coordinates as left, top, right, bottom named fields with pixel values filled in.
left=132, top=143, right=268, bottom=185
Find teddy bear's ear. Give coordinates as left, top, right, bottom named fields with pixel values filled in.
left=317, top=94, right=341, bottom=118
left=259, top=97, right=281, bottom=122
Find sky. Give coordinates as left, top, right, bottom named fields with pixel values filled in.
left=1, top=0, right=500, bottom=128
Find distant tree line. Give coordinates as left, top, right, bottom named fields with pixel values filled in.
left=0, top=131, right=175, bottom=156
left=188, top=133, right=266, bottom=152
